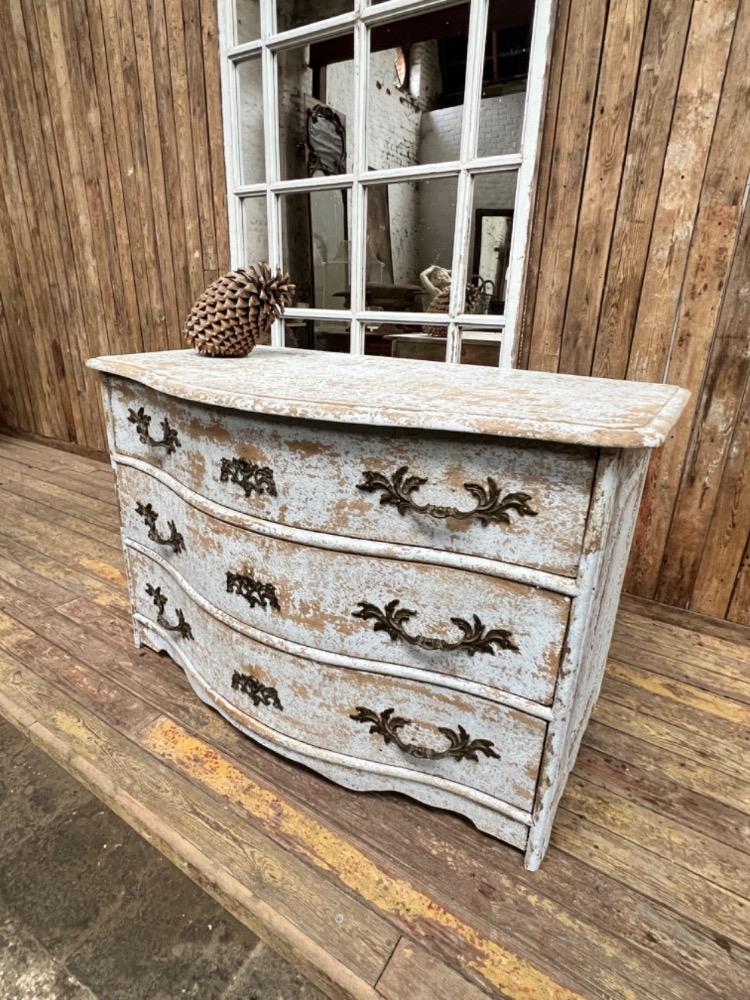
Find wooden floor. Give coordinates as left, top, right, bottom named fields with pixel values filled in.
left=0, top=433, right=748, bottom=1000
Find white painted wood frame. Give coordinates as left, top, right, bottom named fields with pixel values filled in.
left=217, top=0, right=556, bottom=367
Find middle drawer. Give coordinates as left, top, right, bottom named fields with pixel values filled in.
left=116, top=463, right=569, bottom=705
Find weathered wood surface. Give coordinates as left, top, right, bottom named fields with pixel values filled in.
left=108, top=377, right=596, bottom=578
left=115, top=463, right=570, bottom=707
left=125, top=543, right=543, bottom=823
left=0, top=0, right=228, bottom=452
left=88, top=348, right=689, bottom=448
left=520, top=0, right=750, bottom=624
left=0, top=437, right=749, bottom=999
left=99, top=363, right=671, bottom=867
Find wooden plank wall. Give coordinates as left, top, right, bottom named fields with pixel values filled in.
left=0, top=0, right=229, bottom=454
left=0, top=0, right=747, bottom=625
left=519, top=0, right=750, bottom=625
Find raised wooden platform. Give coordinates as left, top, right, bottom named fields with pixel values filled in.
left=0, top=432, right=748, bottom=999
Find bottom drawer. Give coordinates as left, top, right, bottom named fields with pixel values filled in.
left=127, top=545, right=546, bottom=821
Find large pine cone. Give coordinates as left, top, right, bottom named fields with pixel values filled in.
left=184, top=263, right=295, bottom=357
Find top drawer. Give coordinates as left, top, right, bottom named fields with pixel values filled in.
left=108, top=378, right=595, bottom=578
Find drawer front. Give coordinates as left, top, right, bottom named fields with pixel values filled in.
left=127, top=546, right=546, bottom=812
left=117, top=464, right=570, bottom=705
left=109, top=378, right=595, bottom=577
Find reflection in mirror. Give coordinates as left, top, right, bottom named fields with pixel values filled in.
left=280, top=189, right=352, bottom=309
left=238, top=57, right=265, bottom=184
left=364, top=176, right=458, bottom=314
left=241, top=197, right=268, bottom=265
left=465, top=171, right=518, bottom=314
left=278, top=38, right=354, bottom=180
left=367, top=4, right=470, bottom=172
left=306, top=101, right=346, bottom=175
left=235, top=0, right=260, bottom=44
left=285, top=319, right=350, bottom=351
left=277, top=0, right=353, bottom=33
left=375, top=322, right=446, bottom=363
left=478, top=0, right=534, bottom=157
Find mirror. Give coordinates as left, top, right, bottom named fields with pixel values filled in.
left=472, top=209, right=514, bottom=313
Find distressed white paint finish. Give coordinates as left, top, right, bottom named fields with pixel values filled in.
left=117, top=453, right=580, bottom=598
left=109, top=378, right=595, bottom=578
left=137, top=610, right=530, bottom=849
left=524, top=447, right=651, bottom=870
left=93, top=354, right=687, bottom=866
left=88, top=348, right=690, bottom=448
left=116, top=463, right=570, bottom=705
left=126, top=545, right=545, bottom=814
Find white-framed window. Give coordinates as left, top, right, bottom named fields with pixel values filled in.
left=218, top=0, right=554, bottom=368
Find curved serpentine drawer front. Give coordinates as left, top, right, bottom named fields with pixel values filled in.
left=127, top=546, right=546, bottom=813
left=116, top=463, right=570, bottom=705
left=110, top=379, right=595, bottom=578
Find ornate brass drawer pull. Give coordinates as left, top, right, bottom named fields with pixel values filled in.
left=353, top=599, right=517, bottom=656
left=220, top=457, right=277, bottom=498
left=357, top=466, right=537, bottom=526
left=145, top=584, right=193, bottom=639
left=351, top=706, right=500, bottom=762
left=226, top=571, right=280, bottom=611
left=128, top=407, right=180, bottom=455
left=231, top=670, right=283, bottom=711
left=135, top=502, right=185, bottom=554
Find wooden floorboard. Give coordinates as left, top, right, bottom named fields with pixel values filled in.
left=0, top=436, right=748, bottom=1000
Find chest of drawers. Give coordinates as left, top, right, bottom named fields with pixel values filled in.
left=89, top=348, right=688, bottom=869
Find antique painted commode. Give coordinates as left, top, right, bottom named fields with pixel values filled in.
left=88, top=348, right=688, bottom=869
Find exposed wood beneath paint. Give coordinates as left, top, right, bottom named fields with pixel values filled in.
left=88, top=347, right=689, bottom=448
left=0, top=437, right=748, bottom=999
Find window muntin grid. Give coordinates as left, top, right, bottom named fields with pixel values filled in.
left=218, top=0, right=554, bottom=367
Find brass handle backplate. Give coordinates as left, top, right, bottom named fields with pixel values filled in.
left=128, top=407, right=180, bottom=455
left=357, top=466, right=537, bottom=526
left=226, top=571, right=280, bottom=611
left=231, top=670, right=283, bottom=711
left=145, top=584, right=193, bottom=639
left=350, top=706, right=500, bottom=762
left=220, top=457, right=277, bottom=499
left=135, top=502, right=185, bottom=554
left=353, top=599, right=518, bottom=657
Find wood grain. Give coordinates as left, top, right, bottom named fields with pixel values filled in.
left=519, top=0, right=750, bottom=623
left=0, top=0, right=228, bottom=451
left=88, top=347, right=689, bottom=448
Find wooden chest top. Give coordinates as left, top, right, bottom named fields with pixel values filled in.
left=88, top=348, right=689, bottom=448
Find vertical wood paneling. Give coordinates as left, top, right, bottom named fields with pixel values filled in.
left=0, top=0, right=229, bottom=452
left=522, top=0, right=750, bottom=624
left=557, top=0, right=649, bottom=376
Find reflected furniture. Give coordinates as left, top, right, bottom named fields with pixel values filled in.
left=89, top=348, right=688, bottom=869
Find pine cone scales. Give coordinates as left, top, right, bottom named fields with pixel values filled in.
left=184, top=263, right=295, bottom=357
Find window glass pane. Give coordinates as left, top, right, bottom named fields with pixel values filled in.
left=280, top=188, right=352, bottom=309
left=477, top=0, right=535, bottom=158
left=241, top=197, right=268, bottom=263
left=235, top=0, right=260, bottom=44
left=285, top=319, right=351, bottom=351
left=367, top=4, right=470, bottom=171
left=238, top=57, right=265, bottom=184
left=277, top=0, right=353, bottom=33
left=364, top=176, right=457, bottom=313
left=278, top=36, right=354, bottom=180
left=457, top=328, right=502, bottom=366
left=465, top=170, right=518, bottom=314
left=374, top=320, right=446, bottom=363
